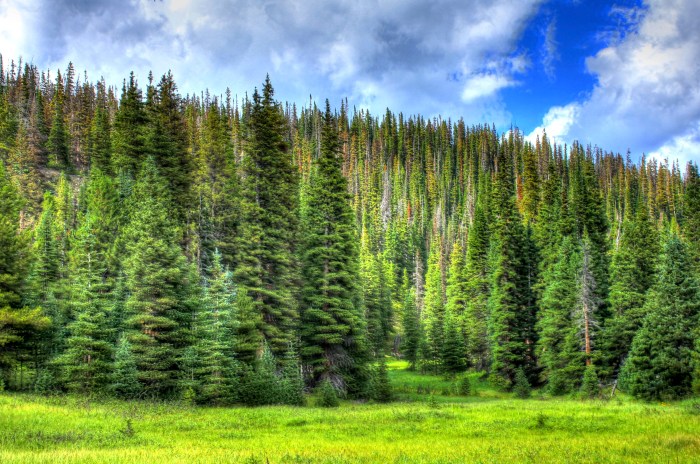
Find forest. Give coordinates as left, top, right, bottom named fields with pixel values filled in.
left=1, top=57, right=699, bottom=406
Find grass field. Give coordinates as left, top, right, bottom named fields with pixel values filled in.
left=2, top=360, right=700, bottom=463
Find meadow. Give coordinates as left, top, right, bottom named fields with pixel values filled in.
left=1, top=361, right=699, bottom=464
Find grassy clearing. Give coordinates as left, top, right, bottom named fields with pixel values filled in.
left=2, top=361, right=700, bottom=463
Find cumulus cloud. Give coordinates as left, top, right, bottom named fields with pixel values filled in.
left=1, top=0, right=542, bottom=122
left=530, top=0, right=700, bottom=163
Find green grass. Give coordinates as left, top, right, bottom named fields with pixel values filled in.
left=2, top=361, right=700, bottom=463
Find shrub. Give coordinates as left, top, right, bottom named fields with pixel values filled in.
left=513, top=368, right=531, bottom=399
left=317, top=379, right=339, bottom=408
left=458, top=375, right=471, bottom=396
left=580, top=364, right=600, bottom=399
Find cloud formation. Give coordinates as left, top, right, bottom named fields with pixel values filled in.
left=1, top=0, right=542, bottom=124
left=529, top=0, right=700, bottom=164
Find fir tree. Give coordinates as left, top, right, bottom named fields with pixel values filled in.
left=600, top=208, right=659, bottom=379
left=300, top=101, right=367, bottom=389
left=488, top=142, right=537, bottom=385
left=112, top=73, right=146, bottom=176
left=234, top=77, right=299, bottom=355
left=112, top=335, right=141, bottom=399
left=464, top=194, right=491, bottom=371
left=233, top=287, right=263, bottom=365
left=444, top=241, right=468, bottom=365
left=401, top=286, right=421, bottom=370
left=122, top=158, right=191, bottom=397
left=193, top=251, right=239, bottom=405
left=47, top=71, right=70, bottom=169
left=421, top=239, right=444, bottom=372
left=620, top=237, right=700, bottom=400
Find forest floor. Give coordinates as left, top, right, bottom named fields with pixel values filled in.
left=1, top=360, right=700, bottom=463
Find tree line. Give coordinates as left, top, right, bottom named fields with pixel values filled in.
left=0, top=58, right=699, bottom=403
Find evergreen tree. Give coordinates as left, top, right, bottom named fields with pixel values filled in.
left=234, top=77, right=299, bottom=355
left=444, top=241, right=468, bottom=365
left=421, top=239, right=444, bottom=372
left=0, top=163, right=49, bottom=381
left=464, top=194, right=491, bottom=370
left=233, top=287, right=263, bottom=365
left=536, top=236, right=581, bottom=392
left=112, top=335, right=141, bottom=399
left=488, top=143, right=537, bottom=385
left=580, top=364, right=599, bottom=399
left=684, top=163, right=700, bottom=271
left=401, top=286, right=421, bottom=369
left=599, top=209, right=659, bottom=379
left=300, top=101, right=366, bottom=390
left=112, top=73, right=146, bottom=176
left=47, top=71, right=70, bottom=169
left=620, top=237, right=700, bottom=400
left=122, top=158, right=191, bottom=397
left=193, top=251, right=239, bottom=405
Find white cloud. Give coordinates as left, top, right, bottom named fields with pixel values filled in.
left=2, top=0, right=543, bottom=123
left=531, top=0, right=700, bottom=163
left=527, top=103, right=579, bottom=144
left=541, top=19, right=559, bottom=80
left=462, top=74, right=515, bottom=103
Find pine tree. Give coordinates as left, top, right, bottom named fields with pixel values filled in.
left=421, top=239, right=444, bottom=372
left=488, top=143, right=537, bottom=385
left=112, top=73, right=146, bottom=176
left=684, top=163, right=700, bottom=271
left=112, top=335, right=141, bottom=399
left=536, top=236, right=581, bottom=392
left=580, top=364, right=599, bottom=399
left=193, top=251, right=239, bottom=405
left=300, top=101, right=367, bottom=389
left=122, top=158, right=191, bottom=397
left=401, top=286, right=421, bottom=369
left=0, top=163, right=49, bottom=381
left=233, top=287, right=263, bottom=365
left=620, top=237, right=700, bottom=400
left=47, top=71, right=70, bottom=169
left=599, top=208, right=659, bottom=380
left=234, top=77, right=299, bottom=355
left=464, top=194, right=490, bottom=370
left=444, top=241, right=468, bottom=365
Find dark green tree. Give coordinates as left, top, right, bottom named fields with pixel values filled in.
left=620, top=237, right=700, bottom=400
left=193, top=251, right=239, bottom=405
left=234, top=77, right=299, bottom=355
left=488, top=143, right=537, bottom=385
left=122, top=158, right=191, bottom=397
left=300, top=101, right=366, bottom=389
left=112, top=335, right=141, bottom=399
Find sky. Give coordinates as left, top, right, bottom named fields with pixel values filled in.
left=1, top=0, right=699, bottom=164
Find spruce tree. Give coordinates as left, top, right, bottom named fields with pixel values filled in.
left=193, top=251, right=239, bottom=405
left=122, top=158, right=191, bottom=397
left=421, top=239, right=444, bottom=372
left=235, top=77, right=299, bottom=355
left=0, top=162, right=49, bottom=379
left=620, top=237, right=700, bottom=400
left=444, top=241, right=468, bottom=365
left=401, top=286, right=421, bottom=370
left=300, top=101, right=367, bottom=389
left=47, top=71, right=70, bottom=169
left=488, top=144, right=537, bottom=385
left=599, top=208, right=659, bottom=379
left=112, top=73, right=146, bottom=176
left=233, top=287, right=263, bottom=365
left=536, top=236, right=581, bottom=392
left=112, top=335, right=141, bottom=399
left=464, top=194, right=491, bottom=370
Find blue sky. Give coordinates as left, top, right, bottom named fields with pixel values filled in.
left=1, top=0, right=699, bottom=164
